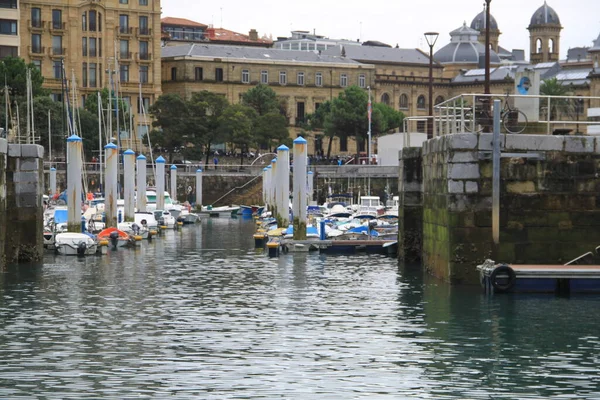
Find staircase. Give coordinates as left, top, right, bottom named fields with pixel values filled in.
left=216, top=178, right=263, bottom=206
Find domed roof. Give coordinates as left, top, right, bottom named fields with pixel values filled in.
left=590, top=33, right=600, bottom=53
left=470, top=10, right=499, bottom=32
left=434, top=22, right=500, bottom=64
left=530, top=1, right=561, bottom=26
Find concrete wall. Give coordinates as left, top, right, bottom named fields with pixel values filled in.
left=398, top=147, right=423, bottom=263
left=422, top=133, right=600, bottom=284
left=378, top=132, right=427, bottom=166
left=3, top=144, right=45, bottom=267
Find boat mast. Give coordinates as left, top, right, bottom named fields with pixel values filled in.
left=97, top=91, right=103, bottom=190
left=48, top=110, right=51, bottom=164
left=139, top=79, right=155, bottom=180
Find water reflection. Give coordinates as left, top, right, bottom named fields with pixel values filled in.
left=0, top=218, right=599, bottom=398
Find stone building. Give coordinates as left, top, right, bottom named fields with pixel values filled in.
left=0, top=0, right=20, bottom=59
left=18, top=0, right=162, bottom=150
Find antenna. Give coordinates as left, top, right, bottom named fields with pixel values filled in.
left=220, top=7, right=223, bottom=28
left=359, top=21, right=362, bottom=42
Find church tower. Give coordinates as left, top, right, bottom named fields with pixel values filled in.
left=528, top=1, right=562, bottom=64
left=470, top=7, right=501, bottom=53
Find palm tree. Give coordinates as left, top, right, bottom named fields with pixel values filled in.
left=540, top=78, right=571, bottom=121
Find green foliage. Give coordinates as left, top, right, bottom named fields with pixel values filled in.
left=0, top=57, right=45, bottom=99
left=188, top=91, right=229, bottom=165
left=254, top=111, right=289, bottom=152
left=241, top=84, right=279, bottom=116
left=148, top=93, right=189, bottom=163
left=540, top=78, right=573, bottom=120
left=219, top=104, right=257, bottom=165
left=372, top=102, right=404, bottom=134
left=84, top=88, right=130, bottom=130
left=13, top=95, right=63, bottom=151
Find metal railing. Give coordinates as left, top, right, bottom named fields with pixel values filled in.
left=433, top=93, right=600, bottom=136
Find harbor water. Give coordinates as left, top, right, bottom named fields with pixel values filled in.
left=1, top=218, right=600, bottom=398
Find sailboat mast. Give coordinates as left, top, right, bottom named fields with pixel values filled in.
left=139, top=80, right=155, bottom=179
left=114, top=43, right=120, bottom=152
left=48, top=110, right=51, bottom=163
left=26, top=69, right=30, bottom=144
left=4, top=75, right=7, bottom=137
left=98, top=91, right=103, bottom=190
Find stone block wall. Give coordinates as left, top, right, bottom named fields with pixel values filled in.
left=422, top=133, right=600, bottom=285
left=398, top=147, right=423, bottom=263
left=0, top=139, right=6, bottom=269
left=4, top=144, right=44, bottom=266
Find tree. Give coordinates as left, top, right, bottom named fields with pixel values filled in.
left=13, top=95, right=62, bottom=153
left=372, top=102, right=404, bottom=134
left=241, top=84, right=279, bottom=116
left=187, top=91, right=229, bottom=167
left=148, top=94, right=189, bottom=163
left=540, top=77, right=571, bottom=121
left=325, top=86, right=369, bottom=157
left=84, top=88, right=130, bottom=141
left=254, top=111, right=289, bottom=152
left=219, top=104, right=257, bottom=165
left=0, top=57, right=45, bottom=99
left=304, top=101, right=332, bottom=157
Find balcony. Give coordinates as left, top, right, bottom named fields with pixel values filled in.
left=50, top=47, right=66, bottom=57
left=28, top=46, right=45, bottom=56
left=118, top=26, right=133, bottom=36
left=119, top=51, right=132, bottom=60
left=28, top=19, right=45, bottom=31
left=49, top=21, right=66, bottom=32
left=137, top=27, right=152, bottom=36
left=137, top=52, right=152, bottom=62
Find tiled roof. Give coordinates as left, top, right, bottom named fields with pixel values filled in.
left=207, top=28, right=272, bottom=45
left=161, top=17, right=207, bottom=28
left=324, top=45, right=432, bottom=65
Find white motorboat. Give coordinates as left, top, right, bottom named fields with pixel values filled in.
left=353, top=196, right=385, bottom=219
left=385, top=196, right=399, bottom=217
left=145, top=189, right=183, bottom=219
left=54, top=233, right=97, bottom=256
left=153, top=209, right=177, bottom=229
left=118, top=222, right=149, bottom=239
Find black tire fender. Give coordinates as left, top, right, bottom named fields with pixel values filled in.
left=490, top=264, right=516, bottom=292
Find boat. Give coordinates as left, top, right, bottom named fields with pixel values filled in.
left=199, top=205, right=241, bottom=217
left=353, top=196, right=385, bottom=219
left=385, top=196, right=399, bottom=217
left=145, top=188, right=183, bottom=219
left=97, top=227, right=134, bottom=248
left=43, top=206, right=69, bottom=248
left=54, top=232, right=97, bottom=256
left=153, top=209, right=177, bottom=229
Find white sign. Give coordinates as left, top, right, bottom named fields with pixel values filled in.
left=514, top=70, right=541, bottom=123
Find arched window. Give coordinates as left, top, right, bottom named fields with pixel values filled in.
left=381, top=93, right=390, bottom=105
left=435, top=96, right=445, bottom=105
left=399, top=94, right=409, bottom=109
left=549, top=38, right=555, bottom=54
left=417, top=95, right=426, bottom=109
left=536, top=38, right=543, bottom=54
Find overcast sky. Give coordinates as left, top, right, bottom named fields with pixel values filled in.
left=161, top=0, right=599, bottom=59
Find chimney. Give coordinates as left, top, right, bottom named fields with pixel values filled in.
left=249, top=29, right=258, bottom=41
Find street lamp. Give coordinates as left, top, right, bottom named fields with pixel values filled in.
left=425, top=32, right=439, bottom=139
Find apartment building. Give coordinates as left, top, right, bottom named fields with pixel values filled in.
left=0, top=0, right=20, bottom=59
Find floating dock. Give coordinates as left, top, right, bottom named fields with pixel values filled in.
left=276, top=239, right=398, bottom=255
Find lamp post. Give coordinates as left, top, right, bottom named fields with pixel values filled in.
left=484, top=0, right=492, bottom=132
left=425, top=32, right=439, bottom=139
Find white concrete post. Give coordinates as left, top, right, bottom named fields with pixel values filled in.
left=136, top=154, right=147, bottom=212
left=270, top=159, right=277, bottom=216
left=262, top=167, right=268, bottom=206
left=170, top=164, right=177, bottom=202
left=292, top=137, right=307, bottom=239
left=276, top=145, right=290, bottom=227
left=155, top=156, right=165, bottom=210
left=195, top=168, right=203, bottom=208
left=307, top=170, right=314, bottom=206
left=67, top=134, right=83, bottom=232
left=49, top=167, right=57, bottom=196
left=123, top=149, right=135, bottom=221
left=105, top=142, right=118, bottom=228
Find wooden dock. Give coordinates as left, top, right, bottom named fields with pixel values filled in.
left=277, top=239, right=398, bottom=255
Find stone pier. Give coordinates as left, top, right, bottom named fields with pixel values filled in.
left=1, top=143, right=45, bottom=269
left=398, top=147, right=423, bottom=263
left=400, top=133, right=600, bottom=285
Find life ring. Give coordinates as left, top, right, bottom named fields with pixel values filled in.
left=490, top=264, right=516, bottom=293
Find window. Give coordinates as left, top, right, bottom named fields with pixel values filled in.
left=82, top=63, right=87, bottom=87
left=119, top=15, right=129, bottom=33
left=381, top=93, right=390, bottom=105
left=52, top=36, right=63, bottom=55
left=536, top=38, right=542, bottom=54
left=81, top=37, right=87, bottom=56
left=340, top=73, right=347, bottom=87
left=138, top=97, right=150, bottom=114
left=435, top=96, right=445, bottom=105
left=296, top=101, right=305, bottom=125
left=279, top=71, right=287, bottom=85
left=81, top=12, right=87, bottom=31
left=98, top=38, right=102, bottom=57
left=171, top=67, right=177, bottom=81
left=52, top=10, right=62, bottom=30
left=297, top=72, right=304, bottom=85
left=399, top=94, right=409, bottom=109
left=140, top=65, right=149, bottom=83
left=89, top=37, right=96, bottom=57
left=194, top=67, right=203, bottom=81
left=242, top=70, right=250, bottom=83
left=0, top=45, right=17, bottom=59
left=120, top=64, right=129, bottom=82
left=215, top=67, right=223, bottom=82
left=89, top=63, right=97, bottom=87
left=358, top=74, right=366, bottom=88
left=0, top=19, right=17, bottom=35
left=417, top=95, right=426, bottom=109
left=261, top=70, right=268, bottom=84
left=139, top=40, right=148, bottom=59
left=0, top=0, right=17, bottom=9
left=32, top=34, right=42, bottom=53
left=139, top=16, right=148, bottom=35
left=315, top=72, right=323, bottom=87
left=549, top=38, right=555, bottom=53
left=417, top=121, right=426, bottom=133
left=31, top=60, right=41, bottom=70
left=89, top=11, right=96, bottom=31
left=53, top=60, right=62, bottom=79
left=340, top=136, right=348, bottom=152
left=120, top=39, right=129, bottom=59
left=119, top=0, right=128, bottom=3
left=98, top=13, right=102, bottom=32
left=139, top=0, right=148, bottom=5
left=50, top=93, right=63, bottom=103
left=137, top=125, right=149, bottom=140
left=32, top=8, right=42, bottom=28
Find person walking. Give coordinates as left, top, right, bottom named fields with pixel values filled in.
left=213, top=156, right=219, bottom=170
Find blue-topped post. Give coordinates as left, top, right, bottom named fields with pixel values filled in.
left=155, top=156, right=166, bottom=210
left=276, top=145, right=290, bottom=227
left=67, top=134, right=83, bottom=232
left=136, top=154, right=147, bottom=212
left=105, top=142, right=118, bottom=228
left=123, top=149, right=135, bottom=222
left=170, top=164, right=177, bottom=203
left=292, top=137, right=307, bottom=240
left=49, top=167, right=57, bottom=196
left=195, top=168, right=202, bottom=210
